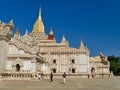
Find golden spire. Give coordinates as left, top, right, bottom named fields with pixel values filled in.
left=32, top=8, right=44, bottom=33
left=38, top=8, right=42, bottom=20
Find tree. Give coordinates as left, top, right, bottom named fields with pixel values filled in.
left=108, top=55, right=120, bottom=76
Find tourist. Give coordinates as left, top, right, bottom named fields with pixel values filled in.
left=88, top=74, right=90, bottom=78
left=63, top=72, right=67, bottom=83
left=50, top=72, right=53, bottom=82
left=91, top=73, right=95, bottom=78
left=38, top=73, right=42, bottom=80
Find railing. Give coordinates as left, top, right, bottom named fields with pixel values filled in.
left=1, top=73, right=32, bottom=78
left=5, top=70, right=31, bottom=73
left=1, top=71, right=32, bottom=79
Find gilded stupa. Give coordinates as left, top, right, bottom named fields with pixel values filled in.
left=32, top=8, right=44, bottom=33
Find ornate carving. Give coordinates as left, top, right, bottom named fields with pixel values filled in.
left=0, top=20, right=14, bottom=41
left=10, top=38, right=39, bottom=54
left=99, top=52, right=108, bottom=65
left=12, top=58, right=23, bottom=67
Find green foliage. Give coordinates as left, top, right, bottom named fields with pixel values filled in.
left=108, top=55, right=120, bottom=76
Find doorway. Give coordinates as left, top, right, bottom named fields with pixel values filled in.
left=53, top=68, right=56, bottom=73
left=16, top=64, right=20, bottom=72
left=72, top=68, right=75, bottom=73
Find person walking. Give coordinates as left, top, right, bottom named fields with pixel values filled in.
left=63, top=72, right=67, bottom=84
left=38, top=73, right=42, bottom=80
left=50, top=72, right=53, bottom=82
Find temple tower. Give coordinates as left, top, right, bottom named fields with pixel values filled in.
left=0, top=20, right=14, bottom=72
left=32, top=8, right=44, bottom=33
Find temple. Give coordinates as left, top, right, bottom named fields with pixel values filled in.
left=0, top=9, right=111, bottom=79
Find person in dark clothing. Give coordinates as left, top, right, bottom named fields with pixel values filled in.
left=50, top=72, right=53, bottom=82
left=63, top=72, right=67, bottom=83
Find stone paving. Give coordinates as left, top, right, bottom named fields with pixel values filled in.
left=0, top=77, right=120, bottom=90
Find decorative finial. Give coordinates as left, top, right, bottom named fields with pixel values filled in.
left=49, top=27, right=53, bottom=35
left=79, top=37, right=85, bottom=49
left=8, top=19, right=13, bottom=24
left=14, top=28, right=20, bottom=37
left=62, top=35, right=66, bottom=41
left=25, top=29, right=28, bottom=35
left=39, top=8, right=41, bottom=17
left=15, top=28, right=19, bottom=35
left=80, top=37, right=84, bottom=46
left=61, top=35, right=66, bottom=42
left=8, top=19, right=14, bottom=29
left=60, top=35, right=69, bottom=46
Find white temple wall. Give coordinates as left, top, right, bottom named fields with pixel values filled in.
left=49, top=53, right=90, bottom=73
left=23, top=61, right=35, bottom=72
left=8, top=45, right=18, bottom=54
left=78, top=65, right=88, bottom=72
left=6, top=61, right=13, bottom=70
left=75, top=53, right=89, bottom=73
left=60, top=54, right=68, bottom=73
left=78, top=54, right=88, bottom=64
left=49, top=54, right=70, bottom=73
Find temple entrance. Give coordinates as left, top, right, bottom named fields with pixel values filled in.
left=53, top=68, right=56, bottom=73
left=16, top=64, right=20, bottom=72
left=72, top=68, right=75, bottom=73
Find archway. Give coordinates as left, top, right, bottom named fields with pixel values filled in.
left=53, top=59, right=56, bottom=64
left=16, top=64, right=20, bottom=72
left=53, top=68, right=56, bottom=73
left=72, top=68, right=75, bottom=73
left=72, top=59, right=75, bottom=63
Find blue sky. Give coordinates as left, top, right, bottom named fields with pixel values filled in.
left=0, top=0, right=120, bottom=56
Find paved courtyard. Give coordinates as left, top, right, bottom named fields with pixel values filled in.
left=0, top=77, right=120, bottom=90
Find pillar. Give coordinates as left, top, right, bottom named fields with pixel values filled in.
left=0, top=20, right=14, bottom=72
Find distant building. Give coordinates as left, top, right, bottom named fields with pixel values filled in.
left=0, top=9, right=110, bottom=79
